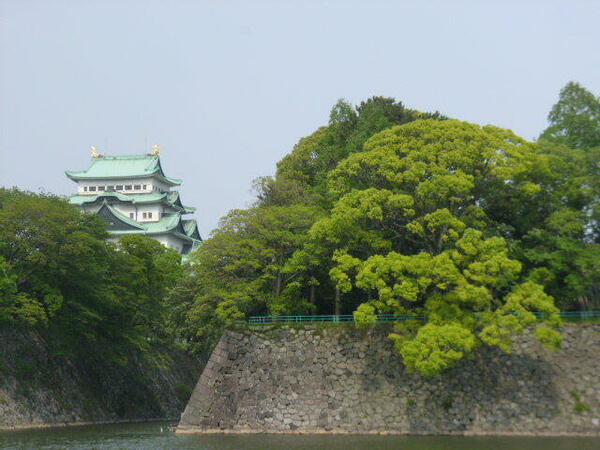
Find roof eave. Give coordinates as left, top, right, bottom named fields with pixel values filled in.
left=107, top=229, right=201, bottom=244
left=68, top=173, right=182, bottom=186
left=63, top=173, right=158, bottom=181
left=65, top=171, right=82, bottom=182
left=156, top=174, right=183, bottom=186
left=99, top=202, right=145, bottom=230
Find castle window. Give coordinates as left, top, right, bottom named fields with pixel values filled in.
left=142, top=212, right=147, bottom=219
left=83, top=186, right=88, bottom=192
left=125, top=185, right=132, bottom=191
left=107, top=185, right=115, bottom=191
left=98, top=186, right=105, bottom=191
left=143, top=184, right=147, bottom=190
left=134, top=184, right=141, bottom=190
left=129, top=213, right=134, bottom=219
left=89, top=186, right=97, bottom=192
left=148, top=212, right=153, bottom=219
left=116, top=185, right=123, bottom=190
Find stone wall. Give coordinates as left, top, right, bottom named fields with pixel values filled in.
left=0, top=327, right=202, bottom=429
left=178, top=323, right=600, bottom=435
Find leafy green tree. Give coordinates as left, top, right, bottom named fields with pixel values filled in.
left=538, top=84, right=600, bottom=234
left=535, top=83, right=600, bottom=308
left=540, top=81, right=600, bottom=149
left=252, top=176, right=317, bottom=207
left=0, top=188, right=185, bottom=362
left=328, top=98, right=358, bottom=142
left=0, top=188, right=108, bottom=326
left=275, top=97, right=446, bottom=207
left=522, top=208, right=600, bottom=309
left=180, top=93, right=599, bottom=373
left=115, top=234, right=183, bottom=342
left=314, top=120, right=562, bottom=376
left=276, top=127, right=332, bottom=189
left=0, top=255, right=47, bottom=325
left=181, top=204, right=322, bottom=351
left=348, top=96, right=445, bottom=152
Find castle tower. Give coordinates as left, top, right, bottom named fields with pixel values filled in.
left=66, top=149, right=202, bottom=255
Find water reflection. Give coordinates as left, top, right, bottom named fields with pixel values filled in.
left=0, top=422, right=598, bottom=450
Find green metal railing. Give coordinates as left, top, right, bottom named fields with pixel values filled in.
left=554, top=310, right=600, bottom=321
left=248, top=310, right=600, bottom=324
left=248, top=314, right=425, bottom=324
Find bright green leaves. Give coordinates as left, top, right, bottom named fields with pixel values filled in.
left=314, top=120, right=565, bottom=376
left=179, top=98, right=448, bottom=352
left=330, top=251, right=362, bottom=294
left=479, top=282, right=561, bottom=352
left=534, top=325, right=563, bottom=349
left=311, top=188, right=414, bottom=253
left=355, top=252, right=435, bottom=308
left=0, top=256, right=17, bottom=322
left=353, top=303, right=377, bottom=327
left=329, top=119, right=539, bottom=199
left=350, top=229, right=525, bottom=315
left=407, top=209, right=466, bottom=250
left=391, top=323, right=478, bottom=377
left=456, top=230, right=521, bottom=289
left=276, top=127, right=332, bottom=188
left=415, top=172, right=475, bottom=207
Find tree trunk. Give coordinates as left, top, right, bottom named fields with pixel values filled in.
left=275, top=272, right=282, bottom=297
left=334, top=287, right=341, bottom=316
left=310, top=284, right=316, bottom=316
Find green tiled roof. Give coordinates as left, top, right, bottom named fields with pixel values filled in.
left=182, top=219, right=197, bottom=236
left=144, top=212, right=183, bottom=234
left=69, top=191, right=195, bottom=213
left=166, top=191, right=196, bottom=213
left=99, top=202, right=192, bottom=234
left=66, top=154, right=182, bottom=186
left=101, top=203, right=144, bottom=230
left=97, top=203, right=202, bottom=255
left=70, top=192, right=165, bottom=205
left=182, top=219, right=202, bottom=240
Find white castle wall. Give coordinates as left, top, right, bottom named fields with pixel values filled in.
left=76, top=177, right=169, bottom=195
left=154, top=233, right=187, bottom=253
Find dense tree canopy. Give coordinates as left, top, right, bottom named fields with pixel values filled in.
left=540, top=81, right=600, bottom=149
left=176, top=91, right=599, bottom=375
left=535, top=81, right=600, bottom=309
left=314, top=120, right=563, bottom=375
left=178, top=205, right=322, bottom=353
left=276, top=97, right=446, bottom=205
left=0, top=188, right=183, bottom=362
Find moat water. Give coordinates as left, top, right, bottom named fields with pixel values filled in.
left=1, top=421, right=599, bottom=449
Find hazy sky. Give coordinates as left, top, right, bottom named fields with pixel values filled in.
left=1, top=1, right=599, bottom=237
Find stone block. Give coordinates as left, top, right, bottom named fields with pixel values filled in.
left=178, top=323, right=600, bottom=435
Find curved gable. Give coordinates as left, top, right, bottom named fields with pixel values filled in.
left=96, top=203, right=144, bottom=231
